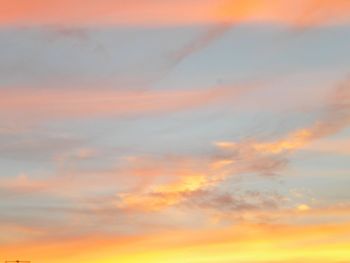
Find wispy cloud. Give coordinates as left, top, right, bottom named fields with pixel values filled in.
left=216, top=78, right=350, bottom=175
left=0, top=85, right=249, bottom=122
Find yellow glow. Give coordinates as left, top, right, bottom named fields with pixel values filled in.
left=297, top=204, right=311, bottom=212
left=5, top=222, right=349, bottom=263
left=117, top=175, right=210, bottom=211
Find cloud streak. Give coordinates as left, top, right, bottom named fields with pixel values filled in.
left=0, top=84, right=250, bottom=121
left=216, top=78, right=350, bottom=175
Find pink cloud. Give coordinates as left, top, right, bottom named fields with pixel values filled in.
left=0, top=85, right=253, bottom=121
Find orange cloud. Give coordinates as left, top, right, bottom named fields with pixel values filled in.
left=218, top=0, right=350, bottom=27
left=0, top=0, right=349, bottom=26
left=116, top=153, right=282, bottom=212
left=216, top=129, right=312, bottom=155
left=252, top=129, right=313, bottom=154
left=113, top=151, right=240, bottom=212
left=117, top=175, right=211, bottom=211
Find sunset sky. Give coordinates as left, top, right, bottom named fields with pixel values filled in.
left=1, top=1, right=350, bottom=262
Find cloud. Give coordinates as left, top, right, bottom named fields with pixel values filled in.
left=181, top=189, right=283, bottom=213
left=35, top=79, right=347, bottom=214
left=149, top=0, right=350, bottom=82
left=215, top=78, right=350, bottom=175
left=2, top=79, right=348, bottom=221
left=1, top=78, right=349, bottom=260
left=0, top=85, right=250, bottom=122
left=170, top=23, right=232, bottom=66
left=115, top=154, right=284, bottom=212
left=219, top=0, right=350, bottom=27
left=149, top=22, right=233, bottom=84
left=117, top=174, right=213, bottom=212
left=259, top=78, right=350, bottom=149
left=0, top=0, right=219, bottom=26
left=0, top=0, right=349, bottom=27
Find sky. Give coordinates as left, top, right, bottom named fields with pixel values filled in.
left=0, top=0, right=350, bottom=262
